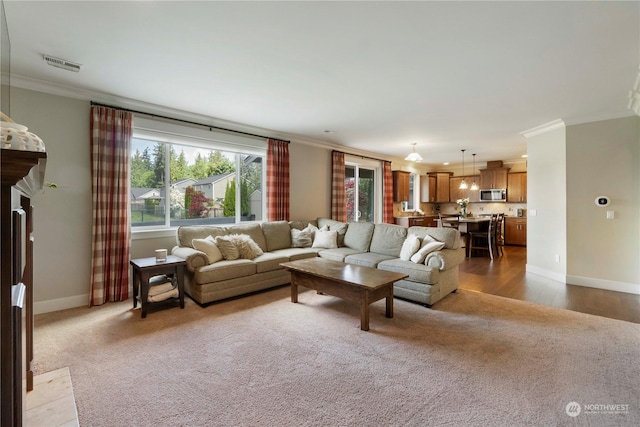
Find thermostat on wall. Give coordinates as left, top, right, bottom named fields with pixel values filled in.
left=594, top=196, right=610, bottom=207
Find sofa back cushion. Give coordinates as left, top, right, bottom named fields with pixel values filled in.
left=177, top=226, right=228, bottom=248
left=226, top=223, right=268, bottom=252
left=407, top=226, right=460, bottom=249
left=261, top=221, right=292, bottom=251
left=343, top=221, right=375, bottom=252
left=369, top=223, right=407, bottom=257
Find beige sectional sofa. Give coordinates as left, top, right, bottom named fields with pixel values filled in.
left=171, top=218, right=465, bottom=307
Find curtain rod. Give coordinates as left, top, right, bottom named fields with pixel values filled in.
left=90, top=101, right=290, bottom=143
left=333, top=149, right=388, bottom=164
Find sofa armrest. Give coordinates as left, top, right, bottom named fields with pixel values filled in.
left=425, top=247, right=465, bottom=271
left=171, top=246, right=208, bottom=272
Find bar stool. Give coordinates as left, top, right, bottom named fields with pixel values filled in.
left=467, top=214, right=497, bottom=260
left=494, top=213, right=505, bottom=257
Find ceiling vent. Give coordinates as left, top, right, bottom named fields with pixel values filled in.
left=43, top=55, right=81, bottom=72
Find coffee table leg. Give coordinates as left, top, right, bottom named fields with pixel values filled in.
left=290, top=275, right=298, bottom=303
left=386, top=294, right=393, bottom=318
left=360, top=292, right=370, bottom=331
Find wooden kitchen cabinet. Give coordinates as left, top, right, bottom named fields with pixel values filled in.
left=420, top=174, right=437, bottom=203
left=395, top=216, right=435, bottom=228
left=392, top=170, right=410, bottom=202
left=507, top=172, right=527, bottom=202
left=424, top=172, right=452, bottom=203
left=504, top=217, right=527, bottom=246
left=479, top=168, right=509, bottom=189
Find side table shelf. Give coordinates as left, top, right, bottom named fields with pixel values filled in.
left=130, top=255, right=186, bottom=318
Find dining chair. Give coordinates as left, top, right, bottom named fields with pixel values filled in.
left=438, top=213, right=459, bottom=229
left=494, top=213, right=505, bottom=257
left=467, top=213, right=497, bottom=260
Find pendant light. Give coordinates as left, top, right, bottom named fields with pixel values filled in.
left=404, top=143, right=423, bottom=162
left=459, top=149, right=467, bottom=189
left=470, top=153, right=479, bottom=190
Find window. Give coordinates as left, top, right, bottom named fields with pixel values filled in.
left=131, top=118, right=266, bottom=229
left=345, top=156, right=382, bottom=223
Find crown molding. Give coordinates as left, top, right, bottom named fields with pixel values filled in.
left=520, top=119, right=565, bottom=139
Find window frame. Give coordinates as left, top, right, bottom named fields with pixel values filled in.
left=344, top=155, right=383, bottom=223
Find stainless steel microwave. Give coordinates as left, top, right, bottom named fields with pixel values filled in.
left=479, top=189, right=506, bottom=202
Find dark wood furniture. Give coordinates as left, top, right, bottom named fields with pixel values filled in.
left=394, top=215, right=436, bottom=228
left=281, top=258, right=408, bottom=331
left=504, top=217, right=527, bottom=246
left=130, top=255, right=186, bottom=318
left=1, top=149, right=46, bottom=426
left=392, top=170, right=410, bottom=202
left=467, top=214, right=499, bottom=260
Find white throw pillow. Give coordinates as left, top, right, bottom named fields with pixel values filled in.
left=291, top=228, right=313, bottom=248
left=399, top=234, right=421, bottom=261
left=410, top=241, right=445, bottom=264
left=192, top=235, right=223, bottom=264
left=312, top=229, right=338, bottom=249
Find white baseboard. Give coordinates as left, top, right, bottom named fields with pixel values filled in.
left=34, top=294, right=89, bottom=315
left=526, top=264, right=567, bottom=283
left=566, top=275, right=640, bottom=295
left=526, top=264, right=640, bottom=295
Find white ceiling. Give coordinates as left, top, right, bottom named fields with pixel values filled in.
left=3, top=1, right=639, bottom=166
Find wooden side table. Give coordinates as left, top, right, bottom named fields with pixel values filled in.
left=130, top=255, right=186, bottom=318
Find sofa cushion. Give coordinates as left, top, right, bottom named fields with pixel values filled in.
left=407, top=226, right=460, bottom=250
left=270, top=247, right=322, bottom=261
left=191, top=236, right=223, bottom=264
left=343, top=221, right=375, bottom=252
left=377, top=258, right=439, bottom=284
left=261, top=221, right=292, bottom=252
left=318, top=247, right=362, bottom=262
left=194, top=259, right=256, bottom=283
left=369, top=223, right=407, bottom=257
left=226, top=223, right=268, bottom=252
left=344, top=252, right=396, bottom=268
left=177, top=225, right=227, bottom=248
left=254, top=252, right=289, bottom=273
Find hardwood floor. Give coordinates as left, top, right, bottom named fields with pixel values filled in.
left=458, top=246, right=640, bottom=323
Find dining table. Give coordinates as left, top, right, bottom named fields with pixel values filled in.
left=442, top=216, right=491, bottom=257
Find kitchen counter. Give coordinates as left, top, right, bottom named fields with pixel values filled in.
left=394, top=215, right=438, bottom=228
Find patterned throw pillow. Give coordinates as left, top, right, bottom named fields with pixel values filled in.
left=291, top=228, right=313, bottom=248
left=215, top=234, right=264, bottom=260
left=214, top=235, right=240, bottom=260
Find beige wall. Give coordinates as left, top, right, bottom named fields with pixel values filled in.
left=10, top=87, right=336, bottom=312
left=525, top=124, right=567, bottom=280
left=566, top=116, right=640, bottom=287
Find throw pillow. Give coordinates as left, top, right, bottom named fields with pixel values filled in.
left=304, top=223, right=320, bottom=238
left=192, top=235, right=223, bottom=264
left=410, top=241, right=445, bottom=264
left=231, top=234, right=264, bottom=260
left=312, top=229, right=338, bottom=249
left=399, top=234, right=421, bottom=261
left=215, top=235, right=240, bottom=260
left=291, top=228, right=313, bottom=248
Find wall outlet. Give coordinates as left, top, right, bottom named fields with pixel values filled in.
left=529, top=209, right=537, bottom=216
left=554, top=254, right=560, bottom=263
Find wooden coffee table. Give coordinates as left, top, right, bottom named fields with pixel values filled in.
left=281, top=258, right=408, bottom=331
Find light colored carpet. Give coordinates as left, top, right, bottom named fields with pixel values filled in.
left=32, top=287, right=639, bottom=427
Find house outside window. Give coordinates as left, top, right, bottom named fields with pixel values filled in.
left=131, top=118, right=266, bottom=229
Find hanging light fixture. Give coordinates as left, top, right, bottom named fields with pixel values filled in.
left=404, top=143, right=423, bottom=162
left=470, top=153, right=479, bottom=190
left=459, top=149, right=467, bottom=189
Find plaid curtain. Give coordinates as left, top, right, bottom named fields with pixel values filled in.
left=267, top=139, right=290, bottom=221
left=89, top=106, right=132, bottom=306
left=331, top=151, right=346, bottom=222
left=383, top=161, right=394, bottom=223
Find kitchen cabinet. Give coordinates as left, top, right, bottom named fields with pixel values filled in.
left=449, top=175, right=480, bottom=203
left=507, top=172, right=527, bottom=202
left=420, top=174, right=437, bottom=203
left=424, top=172, right=452, bottom=203
left=392, top=171, right=410, bottom=202
left=504, top=217, right=527, bottom=246
left=479, top=168, right=509, bottom=189
left=395, top=216, right=438, bottom=228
